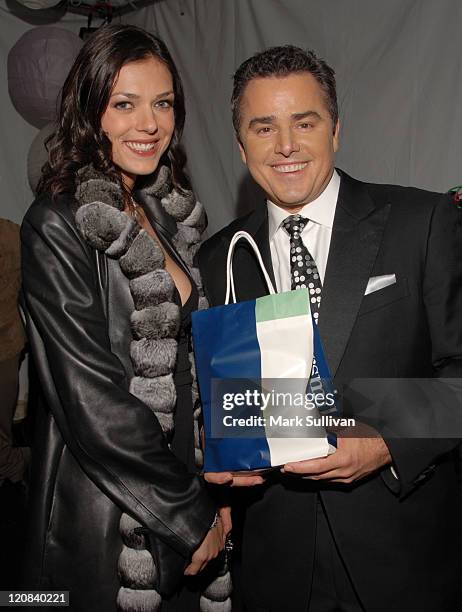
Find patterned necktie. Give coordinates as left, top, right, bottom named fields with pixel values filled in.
left=282, top=214, right=322, bottom=324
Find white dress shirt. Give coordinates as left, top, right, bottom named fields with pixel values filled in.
left=268, top=170, right=340, bottom=294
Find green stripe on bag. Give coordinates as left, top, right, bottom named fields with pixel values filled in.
left=255, top=289, right=309, bottom=322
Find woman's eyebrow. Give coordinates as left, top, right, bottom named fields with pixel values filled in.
left=110, top=90, right=174, bottom=99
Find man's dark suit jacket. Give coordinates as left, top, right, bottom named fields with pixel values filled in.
left=198, top=170, right=462, bottom=612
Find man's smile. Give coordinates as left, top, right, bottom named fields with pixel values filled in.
left=271, top=162, right=309, bottom=174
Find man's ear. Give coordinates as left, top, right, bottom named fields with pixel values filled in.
left=237, top=139, right=247, bottom=165
left=333, top=119, right=340, bottom=153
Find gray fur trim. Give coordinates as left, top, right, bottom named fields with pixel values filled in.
left=118, top=545, right=158, bottom=588
left=194, top=447, right=203, bottom=467
left=191, top=390, right=200, bottom=411
left=193, top=419, right=203, bottom=466
left=182, top=200, right=207, bottom=232
left=190, top=356, right=204, bottom=468
left=119, top=231, right=165, bottom=279
left=142, top=165, right=171, bottom=200
left=119, top=514, right=147, bottom=550
left=130, top=270, right=176, bottom=309
left=106, top=218, right=140, bottom=259
left=130, top=375, right=176, bottom=414
left=202, top=572, right=232, bottom=602
left=160, top=189, right=195, bottom=222
left=189, top=360, right=200, bottom=405
left=75, top=175, right=124, bottom=210
left=130, top=338, right=177, bottom=377
left=154, top=412, right=174, bottom=435
left=172, top=226, right=201, bottom=267
left=131, top=303, right=180, bottom=340
left=193, top=418, right=200, bottom=447
left=189, top=267, right=203, bottom=288
left=75, top=203, right=133, bottom=253
left=176, top=224, right=202, bottom=247
left=117, top=588, right=161, bottom=612
left=199, top=597, right=232, bottom=612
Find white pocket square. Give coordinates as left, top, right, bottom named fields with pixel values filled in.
left=364, top=274, right=396, bottom=296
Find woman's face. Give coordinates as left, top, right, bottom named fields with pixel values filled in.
left=101, top=56, right=175, bottom=190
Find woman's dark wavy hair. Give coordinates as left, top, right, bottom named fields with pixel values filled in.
left=38, top=24, right=189, bottom=199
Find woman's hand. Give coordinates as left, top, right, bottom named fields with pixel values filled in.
left=183, top=516, right=225, bottom=576
left=205, top=471, right=265, bottom=486
left=218, top=506, right=232, bottom=544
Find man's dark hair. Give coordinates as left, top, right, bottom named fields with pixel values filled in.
left=231, top=45, right=338, bottom=136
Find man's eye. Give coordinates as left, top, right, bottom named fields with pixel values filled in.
left=298, top=122, right=313, bottom=129
left=257, top=126, right=272, bottom=135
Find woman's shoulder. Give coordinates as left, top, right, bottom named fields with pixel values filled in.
left=21, top=192, right=93, bottom=262
left=24, top=192, right=78, bottom=230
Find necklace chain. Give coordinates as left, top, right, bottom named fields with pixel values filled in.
left=128, top=195, right=143, bottom=222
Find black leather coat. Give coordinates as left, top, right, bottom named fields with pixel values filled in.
left=20, top=194, right=215, bottom=610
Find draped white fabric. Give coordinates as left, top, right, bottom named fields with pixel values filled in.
left=1, top=0, right=461, bottom=232
left=0, top=1, right=88, bottom=222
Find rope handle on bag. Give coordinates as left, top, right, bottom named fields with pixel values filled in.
left=225, top=231, right=276, bottom=304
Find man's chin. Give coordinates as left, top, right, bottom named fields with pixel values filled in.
left=270, top=196, right=312, bottom=212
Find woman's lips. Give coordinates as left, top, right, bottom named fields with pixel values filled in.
left=124, top=141, right=159, bottom=157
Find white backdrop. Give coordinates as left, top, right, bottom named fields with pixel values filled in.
left=1, top=0, right=462, bottom=234
left=0, top=1, right=88, bottom=223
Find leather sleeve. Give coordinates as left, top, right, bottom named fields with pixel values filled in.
left=197, top=233, right=231, bottom=306
left=21, top=199, right=215, bottom=559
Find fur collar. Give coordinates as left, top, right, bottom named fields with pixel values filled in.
left=74, top=164, right=207, bottom=436
left=72, top=165, right=231, bottom=611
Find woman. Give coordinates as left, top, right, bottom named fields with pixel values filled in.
left=21, top=24, right=230, bottom=611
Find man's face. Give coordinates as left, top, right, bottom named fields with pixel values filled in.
left=237, top=72, right=339, bottom=212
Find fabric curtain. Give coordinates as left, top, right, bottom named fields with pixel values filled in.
left=1, top=0, right=461, bottom=231
left=127, top=0, right=462, bottom=234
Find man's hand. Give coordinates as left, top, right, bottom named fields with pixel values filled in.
left=204, top=471, right=265, bottom=487
left=184, top=516, right=225, bottom=576
left=282, top=435, right=392, bottom=483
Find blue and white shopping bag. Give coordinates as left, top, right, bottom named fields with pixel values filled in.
left=192, top=231, right=337, bottom=472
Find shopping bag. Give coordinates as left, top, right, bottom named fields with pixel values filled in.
left=192, top=231, right=337, bottom=472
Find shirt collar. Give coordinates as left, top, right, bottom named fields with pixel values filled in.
left=267, top=169, right=340, bottom=241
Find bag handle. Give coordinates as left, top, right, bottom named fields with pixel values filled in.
left=225, top=231, right=276, bottom=304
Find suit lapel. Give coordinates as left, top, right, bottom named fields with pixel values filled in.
left=239, top=203, right=277, bottom=291
left=318, top=172, right=391, bottom=377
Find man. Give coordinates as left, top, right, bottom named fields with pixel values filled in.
left=198, top=46, right=462, bottom=612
